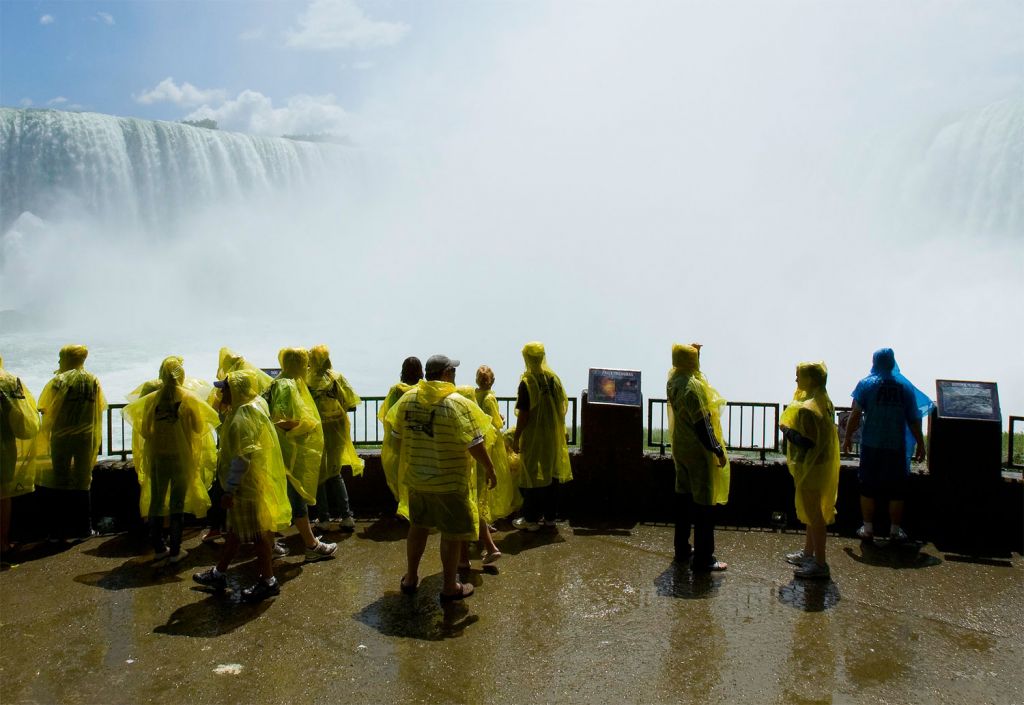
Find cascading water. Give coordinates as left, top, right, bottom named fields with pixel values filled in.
left=0, top=108, right=351, bottom=233
left=853, top=97, right=1023, bottom=239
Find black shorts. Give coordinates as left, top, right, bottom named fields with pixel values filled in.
left=857, top=445, right=909, bottom=500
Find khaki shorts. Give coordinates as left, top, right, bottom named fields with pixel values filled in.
left=408, top=489, right=478, bottom=541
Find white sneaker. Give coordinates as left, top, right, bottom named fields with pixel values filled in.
left=338, top=516, right=356, bottom=530
left=785, top=549, right=813, bottom=566
left=512, top=517, right=540, bottom=532
left=169, top=548, right=189, bottom=564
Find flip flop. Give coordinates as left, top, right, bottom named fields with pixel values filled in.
left=440, top=582, right=474, bottom=602
left=400, top=576, right=418, bottom=595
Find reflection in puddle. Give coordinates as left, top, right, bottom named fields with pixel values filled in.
left=777, top=578, right=841, bottom=612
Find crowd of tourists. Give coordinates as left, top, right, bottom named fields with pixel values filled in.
left=0, top=342, right=931, bottom=601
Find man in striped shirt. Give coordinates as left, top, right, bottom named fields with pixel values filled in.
left=386, top=355, right=496, bottom=602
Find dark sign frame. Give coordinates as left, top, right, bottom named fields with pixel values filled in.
left=587, top=368, right=642, bottom=407
left=935, top=379, right=1000, bottom=422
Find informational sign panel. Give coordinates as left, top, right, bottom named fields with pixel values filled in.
left=587, top=368, right=642, bottom=406
left=935, top=380, right=1000, bottom=422
left=262, top=368, right=282, bottom=379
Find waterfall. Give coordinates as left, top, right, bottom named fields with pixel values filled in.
left=855, top=97, right=1023, bottom=238
left=0, top=108, right=350, bottom=233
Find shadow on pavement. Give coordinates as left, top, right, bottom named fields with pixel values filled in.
left=843, top=542, right=943, bottom=570
left=354, top=574, right=481, bottom=641
left=356, top=516, right=409, bottom=543
left=153, top=562, right=304, bottom=638
left=494, top=529, right=565, bottom=556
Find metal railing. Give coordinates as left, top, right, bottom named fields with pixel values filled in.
left=1008, top=416, right=1024, bottom=469
left=350, top=395, right=578, bottom=447
left=647, top=399, right=780, bottom=459
left=106, top=403, right=130, bottom=461
left=101, top=397, right=1016, bottom=467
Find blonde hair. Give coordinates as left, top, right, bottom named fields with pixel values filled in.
left=476, top=365, right=495, bottom=390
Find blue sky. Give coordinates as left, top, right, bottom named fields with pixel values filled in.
left=1, top=1, right=538, bottom=137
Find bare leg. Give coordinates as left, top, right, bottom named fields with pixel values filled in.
left=860, top=496, right=875, bottom=525
left=294, top=516, right=318, bottom=549
left=888, top=500, right=904, bottom=528
left=405, top=525, right=429, bottom=585
left=440, top=537, right=461, bottom=594
left=801, top=491, right=828, bottom=566
left=215, top=532, right=241, bottom=573
left=254, top=531, right=274, bottom=580
left=479, top=521, right=499, bottom=555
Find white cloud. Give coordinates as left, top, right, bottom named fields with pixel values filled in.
left=184, top=90, right=350, bottom=137
left=135, top=77, right=227, bottom=107
left=285, top=0, right=409, bottom=50
left=48, top=96, right=68, bottom=105
left=239, top=27, right=264, bottom=41
left=39, top=14, right=54, bottom=25
left=352, top=60, right=374, bottom=70
left=95, top=12, right=115, bottom=25
left=19, top=98, right=33, bottom=107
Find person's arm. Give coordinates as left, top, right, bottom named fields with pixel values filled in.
left=842, top=402, right=862, bottom=454
left=512, top=408, right=530, bottom=453
left=691, top=414, right=726, bottom=466
left=910, top=418, right=926, bottom=463
left=221, top=454, right=250, bottom=509
left=468, top=440, right=497, bottom=489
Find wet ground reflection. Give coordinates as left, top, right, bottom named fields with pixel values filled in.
left=354, top=574, right=480, bottom=640
left=777, top=577, right=841, bottom=612
left=653, top=561, right=724, bottom=599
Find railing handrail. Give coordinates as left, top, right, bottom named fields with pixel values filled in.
left=646, top=398, right=780, bottom=459
left=1009, top=416, right=1023, bottom=470
left=102, top=397, right=1021, bottom=465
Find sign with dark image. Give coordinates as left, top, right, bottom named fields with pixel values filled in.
left=587, top=368, right=642, bottom=406
left=935, top=380, right=1000, bottom=422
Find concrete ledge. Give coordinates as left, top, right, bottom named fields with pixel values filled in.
left=9, top=450, right=1021, bottom=555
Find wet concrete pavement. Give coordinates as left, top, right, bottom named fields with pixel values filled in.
left=1, top=521, right=1021, bottom=705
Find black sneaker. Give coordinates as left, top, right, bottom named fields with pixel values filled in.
left=192, top=567, right=227, bottom=591
left=241, top=579, right=280, bottom=603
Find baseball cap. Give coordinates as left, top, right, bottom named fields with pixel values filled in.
left=424, top=354, right=460, bottom=376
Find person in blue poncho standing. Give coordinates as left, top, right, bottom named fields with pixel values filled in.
left=842, top=348, right=933, bottom=543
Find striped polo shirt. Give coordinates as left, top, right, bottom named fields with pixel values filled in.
left=388, top=381, right=484, bottom=494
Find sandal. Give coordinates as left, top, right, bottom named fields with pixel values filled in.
left=482, top=550, right=502, bottom=565
left=440, top=582, right=474, bottom=602
left=400, top=576, right=418, bottom=595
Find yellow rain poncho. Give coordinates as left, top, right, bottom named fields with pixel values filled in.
left=307, top=345, right=364, bottom=483
left=474, top=387, right=521, bottom=520
left=780, top=362, right=840, bottom=526
left=0, top=357, right=40, bottom=499
left=666, top=344, right=730, bottom=506
left=207, top=347, right=272, bottom=414
left=36, top=345, right=107, bottom=491
left=218, top=369, right=291, bottom=540
left=122, top=356, right=219, bottom=518
left=266, top=348, right=324, bottom=505
left=378, top=381, right=416, bottom=517
left=516, top=342, right=573, bottom=488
